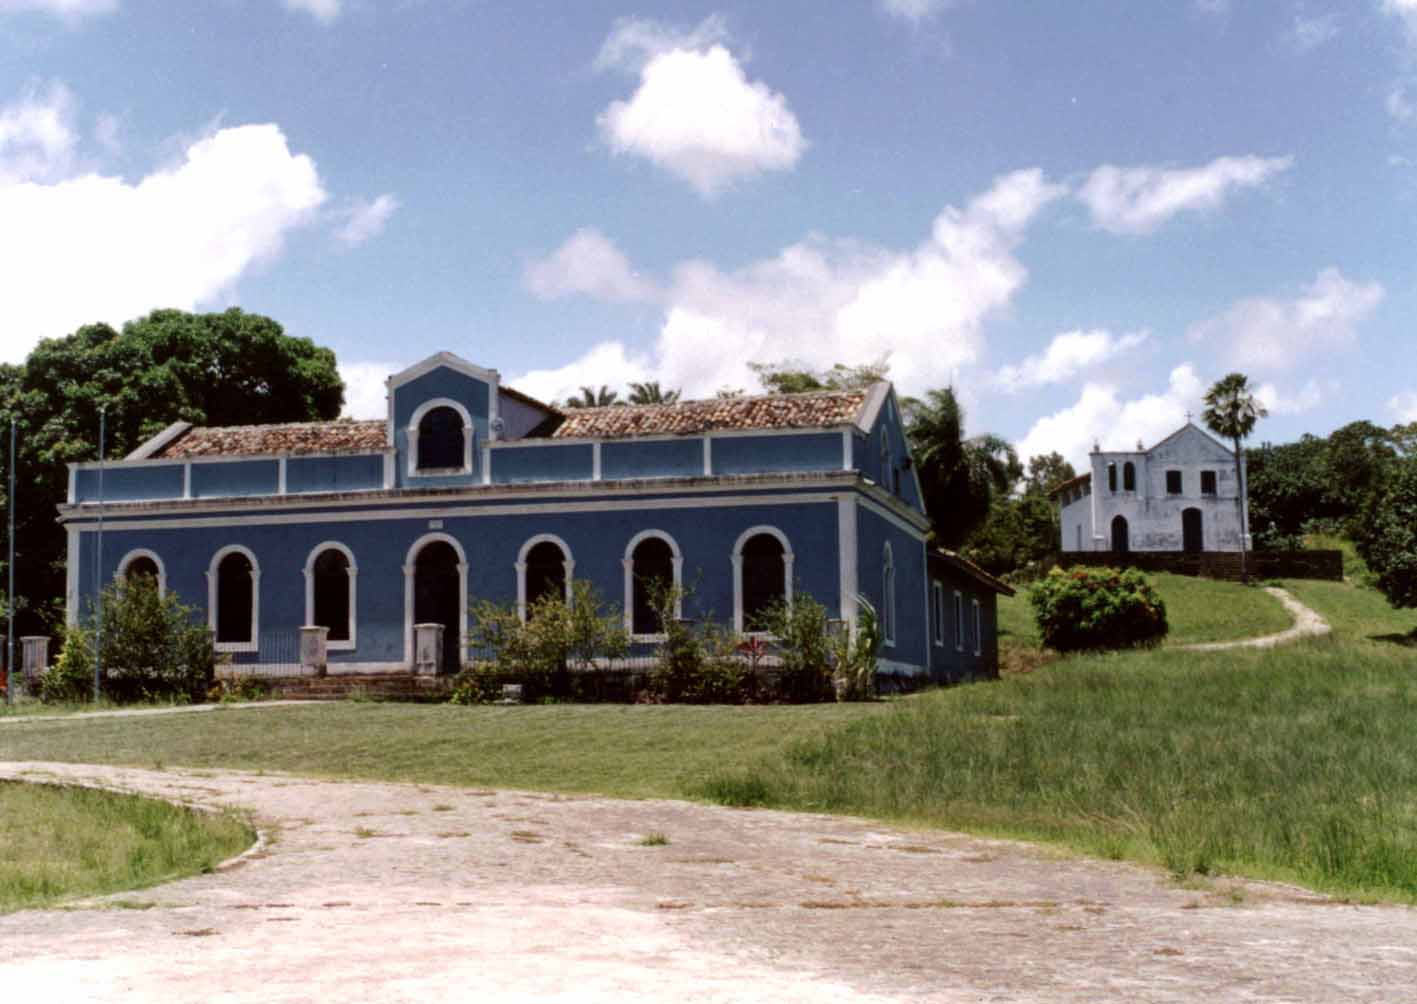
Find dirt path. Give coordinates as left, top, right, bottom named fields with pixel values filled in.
left=1179, top=586, right=1331, bottom=652
left=1, top=762, right=1412, bottom=1002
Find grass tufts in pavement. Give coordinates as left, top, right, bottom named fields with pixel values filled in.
left=0, top=782, right=253, bottom=912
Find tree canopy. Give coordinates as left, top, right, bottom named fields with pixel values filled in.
left=1355, top=455, right=1417, bottom=612
left=3, top=308, right=344, bottom=634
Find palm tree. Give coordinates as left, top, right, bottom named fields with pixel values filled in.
left=562, top=385, right=621, bottom=409
left=628, top=381, right=680, bottom=405
left=1203, top=372, right=1268, bottom=580
left=905, top=387, right=1021, bottom=549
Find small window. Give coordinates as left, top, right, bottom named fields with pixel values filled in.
left=882, top=544, right=897, bottom=646
left=1166, top=470, right=1183, bottom=495
left=1201, top=470, right=1217, bottom=496
left=417, top=405, right=466, bottom=471
left=953, top=590, right=964, bottom=652
left=972, top=599, right=982, bottom=657
left=931, top=582, right=945, bottom=647
left=1123, top=462, right=1135, bottom=492
left=879, top=429, right=890, bottom=487
left=1107, top=462, right=1118, bottom=493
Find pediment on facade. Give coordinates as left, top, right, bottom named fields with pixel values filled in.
left=1147, top=422, right=1235, bottom=462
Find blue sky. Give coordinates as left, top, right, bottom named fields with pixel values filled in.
left=2, top=0, right=1415, bottom=466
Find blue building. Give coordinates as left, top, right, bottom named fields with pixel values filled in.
left=61, top=352, right=1008, bottom=684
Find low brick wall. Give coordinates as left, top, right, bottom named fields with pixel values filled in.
left=1056, top=549, right=1343, bottom=582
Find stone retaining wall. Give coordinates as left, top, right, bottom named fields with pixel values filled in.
left=1057, top=549, right=1343, bottom=582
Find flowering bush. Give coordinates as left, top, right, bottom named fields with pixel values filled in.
left=1028, top=567, right=1168, bottom=653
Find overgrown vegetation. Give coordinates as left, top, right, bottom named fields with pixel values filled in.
left=0, top=781, right=252, bottom=912
left=1028, top=566, right=1168, bottom=652
left=40, top=576, right=214, bottom=704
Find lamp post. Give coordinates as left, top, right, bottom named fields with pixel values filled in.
left=93, top=405, right=105, bottom=703
left=4, top=416, right=12, bottom=707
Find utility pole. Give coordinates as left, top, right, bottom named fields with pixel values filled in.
left=94, top=406, right=105, bottom=703
left=5, top=416, right=14, bottom=707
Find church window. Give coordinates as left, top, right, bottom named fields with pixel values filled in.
left=1123, top=462, right=1136, bottom=492
left=1201, top=470, right=1217, bottom=496
left=1166, top=470, right=1183, bottom=495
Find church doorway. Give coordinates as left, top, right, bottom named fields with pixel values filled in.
left=1111, top=515, right=1129, bottom=554
left=1182, top=508, right=1203, bottom=554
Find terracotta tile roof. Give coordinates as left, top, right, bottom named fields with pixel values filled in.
left=155, top=420, right=388, bottom=459
left=930, top=550, right=1015, bottom=597
left=546, top=388, right=869, bottom=440
left=1048, top=472, right=1092, bottom=498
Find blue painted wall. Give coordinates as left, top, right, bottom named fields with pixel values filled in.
left=491, top=444, right=594, bottom=484
left=925, top=562, right=1001, bottom=683
left=711, top=433, right=840, bottom=476
left=287, top=454, right=384, bottom=494
left=601, top=438, right=703, bottom=480
left=866, top=395, right=925, bottom=514
left=856, top=504, right=929, bottom=674
left=190, top=460, right=279, bottom=498
left=392, top=365, right=491, bottom=488
left=74, top=489, right=852, bottom=669
left=74, top=464, right=183, bottom=503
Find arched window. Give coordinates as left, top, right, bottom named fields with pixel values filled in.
left=407, top=398, right=473, bottom=476
left=116, top=548, right=165, bottom=596
left=1107, top=462, right=1118, bottom=492
left=882, top=543, right=896, bottom=647
left=208, top=546, right=259, bottom=652
left=733, top=527, right=793, bottom=635
left=879, top=428, right=890, bottom=486
left=1123, top=462, right=1136, bottom=492
left=305, top=543, right=356, bottom=649
left=624, top=531, right=681, bottom=639
left=517, top=535, right=573, bottom=621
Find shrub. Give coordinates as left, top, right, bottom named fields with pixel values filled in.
left=456, top=581, right=629, bottom=703
left=759, top=593, right=835, bottom=702
left=40, top=578, right=214, bottom=704
left=645, top=584, right=750, bottom=703
left=830, top=596, right=881, bottom=702
left=1028, top=566, right=1168, bottom=653
left=41, top=624, right=95, bottom=703
left=1355, top=457, right=1417, bottom=610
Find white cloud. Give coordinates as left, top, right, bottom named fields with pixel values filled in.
left=0, top=116, right=326, bottom=362
left=338, top=360, right=400, bottom=419
left=284, top=0, right=339, bottom=22
left=1389, top=390, right=1417, bottom=422
left=334, top=192, right=399, bottom=247
left=1254, top=379, right=1325, bottom=416
left=1388, top=86, right=1415, bottom=122
left=879, top=0, right=951, bottom=22
left=0, top=0, right=116, bottom=19
left=1284, top=12, right=1340, bottom=52
left=1384, top=0, right=1417, bottom=43
left=595, top=14, right=729, bottom=72
left=516, top=168, right=1065, bottom=400
left=524, top=227, right=658, bottom=302
left=1077, top=154, right=1293, bottom=235
left=597, top=34, right=805, bottom=196
left=512, top=341, right=653, bottom=406
left=994, top=329, right=1148, bottom=393
left=1187, top=267, right=1384, bottom=372
left=1015, top=364, right=1206, bottom=468
left=0, top=81, right=78, bottom=184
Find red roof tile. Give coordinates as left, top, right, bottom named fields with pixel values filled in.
left=156, top=420, right=387, bottom=459
left=548, top=388, right=869, bottom=440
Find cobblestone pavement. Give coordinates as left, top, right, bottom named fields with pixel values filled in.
left=1, top=761, right=1413, bottom=1003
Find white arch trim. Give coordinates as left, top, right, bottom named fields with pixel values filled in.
left=406, top=397, right=475, bottom=478
left=622, top=529, right=683, bottom=640
left=303, top=541, right=359, bottom=652
left=402, top=532, right=469, bottom=669
left=515, top=533, right=575, bottom=622
left=206, top=544, right=260, bottom=653
left=731, top=525, right=795, bottom=636
left=115, top=548, right=166, bottom=597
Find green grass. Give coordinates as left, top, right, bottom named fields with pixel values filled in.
left=1281, top=578, right=1417, bottom=644
left=0, top=702, right=887, bottom=799
left=0, top=782, right=253, bottom=912
left=998, top=571, right=1293, bottom=648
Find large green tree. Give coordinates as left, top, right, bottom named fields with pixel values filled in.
left=962, top=452, right=1075, bottom=576
left=3, top=308, right=344, bottom=634
left=1203, top=372, right=1267, bottom=579
left=906, top=387, right=1023, bottom=550
left=1355, top=455, right=1417, bottom=613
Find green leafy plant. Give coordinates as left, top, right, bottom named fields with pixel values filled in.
left=1028, top=566, right=1168, bottom=653
left=831, top=596, right=881, bottom=702
left=41, top=624, right=95, bottom=703
left=91, top=576, right=215, bottom=703
left=759, top=593, right=835, bottom=703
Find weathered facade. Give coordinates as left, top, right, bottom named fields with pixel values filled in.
left=61, top=352, right=1008, bottom=684
left=1053, top=422, right=1250, bottom=554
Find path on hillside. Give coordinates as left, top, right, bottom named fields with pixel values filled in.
left=1, top=762, right=1412, bottom=1003
left=1178, top=586, right=1330, bottom=652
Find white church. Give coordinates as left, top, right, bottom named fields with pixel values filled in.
left=1052, top=421, right=1250, bottom=554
